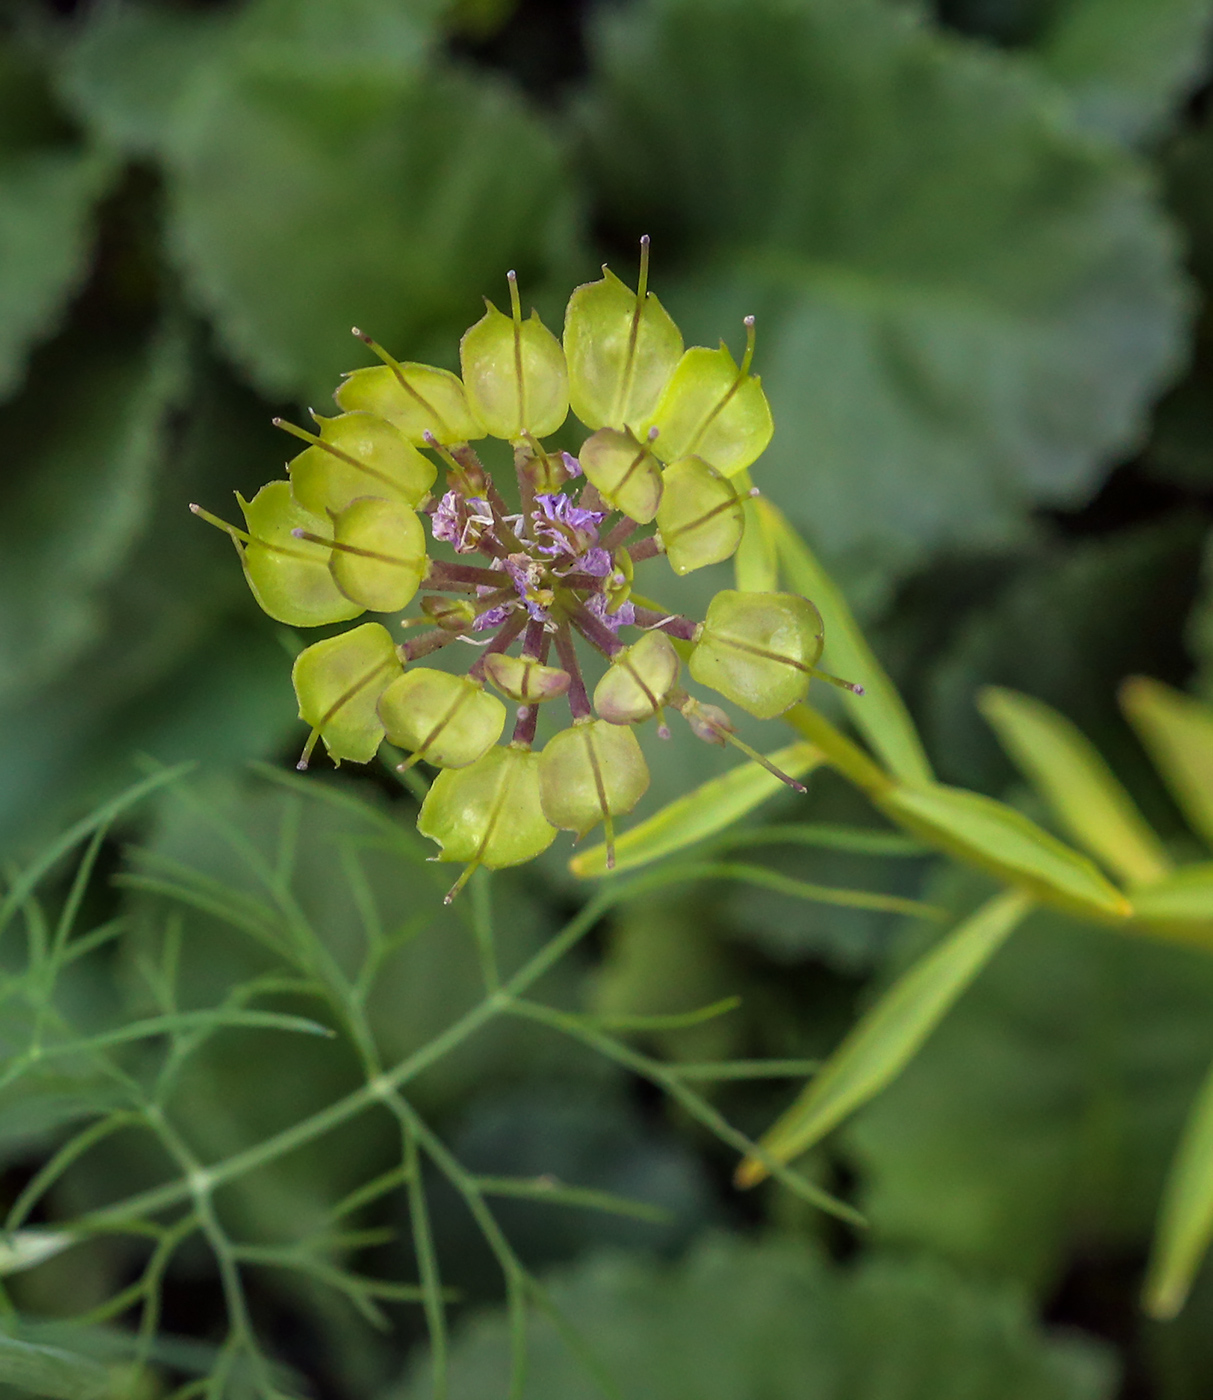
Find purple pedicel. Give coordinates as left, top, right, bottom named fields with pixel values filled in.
left=432, top=491, right=493, bottom=553
left=586, top=591, right=636, bottom=632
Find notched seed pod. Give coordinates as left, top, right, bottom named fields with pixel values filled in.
left=460, top=274, right=568, bottom=440
left=284, top=411, right=436, bottom=516
left=579, top=428, right=663, bottom=524
left=418, top=746, right=557, bottom=899
left=563, top=242, right=683, bottom=431
left=293, top=621, right=402, bottom=768
left=483, top=654, right=571, bottom=704
left=655, top=456, right=745, bottom=575
left=236, top=481, right=363, bottom=626
left=689, top=589, right=824, bottom=719
left=335, top=351, right=484, bottom=446
left=644, top=320, right=773, bottom=478
left=328, top=497, right=427, bottom=613
left=421, top=595, right=476, bottom=632
left=378, top=670, right=505, bottom=769
left=594, top=631, right=680, bottom=724
left=539, top=720, right=650, bottom=867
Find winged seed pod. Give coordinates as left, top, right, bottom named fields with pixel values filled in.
left=193, top=243, right=846, bottom=897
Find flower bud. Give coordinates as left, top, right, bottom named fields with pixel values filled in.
left=644, top=329, right=773, bottom=478
left=563, top=256, right=682, bottom=431
left=689, top=590, right=824, bottom=719
left=288, top=412, right=436, bottom=516
left=335, top=361, right=484, bottom=445
left=237, top=481, right=363, bottom=627
left=328, top=498, right=427, bottom=613
left=593, top=631, right=680, bottom=724
left=538, top=720, right=650, bottom=844
left=421, top=595, right=476, bottom=632
left=460, top=277, right=568, bottom=440
left=655, top=456, right=744, bottom=575
left=292, top=622, right=402, bottom=767
left=483, top=654, right=571, bottom=704
left=681, top=698, right=736, bottom=745
left=418, top=746, right=556, bottom=879
left=578, top=428, right=663, bottom=524
left=378, top=670, right=505, bottom=768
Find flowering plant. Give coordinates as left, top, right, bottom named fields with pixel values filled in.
left=194, top=243, right=853, bottom=897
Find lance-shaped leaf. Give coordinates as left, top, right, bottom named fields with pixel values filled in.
left=1145, top=1053, right=1213, bottom=1320
left=564, top=259, right=683, bottom=431
left=1120, top=676, right=1213, bottom=852
left=736, top=888, right=1033, bottom=1187
left=979, top=685, right=1171, bottom=888
left=1131, top=864, right=1213, bottom=947
left=879, top=782, right=1133, bottom=922
left=571, top=741, right=821, bottom=877
left=767, top=500, right=933, bottom=785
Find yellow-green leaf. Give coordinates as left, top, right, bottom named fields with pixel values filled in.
left=1131, top=864, right=1213, bottom=947
left=1145, top=1055, right=1213, bottom=1320
left=879, top=782, right=1132, bottom=922
left=569, top=741, right=822, bottom=878
left=1121, top=677, right=1213, bottom=852
left=737, top=888, right=1032, bottom=1187
left=764, top=500, right=932, bottom=786
left=978, top=685, right=1171, bottom=888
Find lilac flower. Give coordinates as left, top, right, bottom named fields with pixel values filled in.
left=531, top=492, right=604, bottom=559
left=586, top=591, right=636, bottom=632
left=473, top=605, right=510, bottom=631
left=432, top=491, right=493, bottom=553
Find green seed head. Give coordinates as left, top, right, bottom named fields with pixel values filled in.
left=418, top=745, right=557, bottom=881
left=538, top=720, right=650, bottom=840
left=292, top=621, right=402, bottom=767
left=237, top=481, right=363, bottom=627
left=334, top=358, right=484, bottom=445
left=644, top=321, right=773, bottom=478
left=689, top=589, right=824, bottom=719
left=482, top=653, right=571, bottom=704
left=655, top=456, right=745, bottom=575
left=378, top=670, right=505, bottom=768
left=563, top=246, right=683, bottom=431
left=594, top=630, right=681, bottom=724
left=460, top=275, right=568, bottom=440
left=327, top=497, right=427, bottom=613
left=579, top=428, right=664, bottom=524
left=287, top=411, right=437, bottom=516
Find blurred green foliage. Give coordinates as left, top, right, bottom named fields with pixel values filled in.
left=5, top=0, right=1213, bottom=1394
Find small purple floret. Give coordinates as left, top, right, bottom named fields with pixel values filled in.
left=473, top=605, right=510, bottom=631
left=432, top=491, right=492, bottom=553
left=531, top=492, right=605, bottom=559
left=586, top=592, right=636, bottom=632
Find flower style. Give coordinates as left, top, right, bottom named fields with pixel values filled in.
left=193, top=240, right=855, bottom=899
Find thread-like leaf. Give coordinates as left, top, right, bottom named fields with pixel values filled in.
left=0, top=1335, right=111, bottom=1400
left=1145, top=1054, right=1213, bottom=1319
left=1120, top=677, right=1213, bottom=852
left=737, top=888, right=1032, bottom=1186
left=570, top=742, right=821, bottom=877
left=979, top=685, right=1171, bottom=887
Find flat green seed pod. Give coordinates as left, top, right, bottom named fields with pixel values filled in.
left=238, top=481, right=363, bottom=627
left=482, top=654, right=571, bottom=704
left=538, top=720, right=650, bottom=838
left=289, top=412, right=436, bottom=516
left=378, top=670, right=505, bottom=768
left=690, top=589, right=824, bottom=720
left=329, top=498, right=427, bottom=613
left=460, top=298, right=568, bottom=440
left=579, top=427, right=664, bottom=523
left=564, top=266, right=683, bottom=431
left=594, top=631, right=681, bottom=724
left=334, top=363, right=484, bottom=445
left=644, top=343, right=773, bottom=478
left=292, top=622, right=402, bottom=766
left=656, top=456, right=745, bottom=574
left=418, top=745, right=556, bottom=868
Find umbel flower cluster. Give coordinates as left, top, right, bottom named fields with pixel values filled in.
left=195, top=242, right=852, bottom=899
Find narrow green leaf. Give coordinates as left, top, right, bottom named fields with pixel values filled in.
left=0, top=1230, right=74, bottom=1276
left=474, top=1176, right=673, bottom=1225
left=53, top=1007, right=335, bottom=1058
left=1131, top=863, right=1213, bottom=945
left=587, top=996, right=742, bottom=1032
left=733, top=488, right=780, bottom=592
left=765, top=502, right=932, bottom=785
left=720, top=822, right=926, bottom=856
left=569, top=741, right=821, bottom=878
left=1121, top=676, right=1213, bottom=851
left=737, top=888, right=1032, bottom=1186
left=1145, top=1053, right=1213, bottom=1319
left=653, top=861, right=942, bottom=920
left=879, top=782, right=1133, bottom=922
left=0, top=1335, right=111, bottom=1400
left=978, top=685, right=1171, bottom=887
